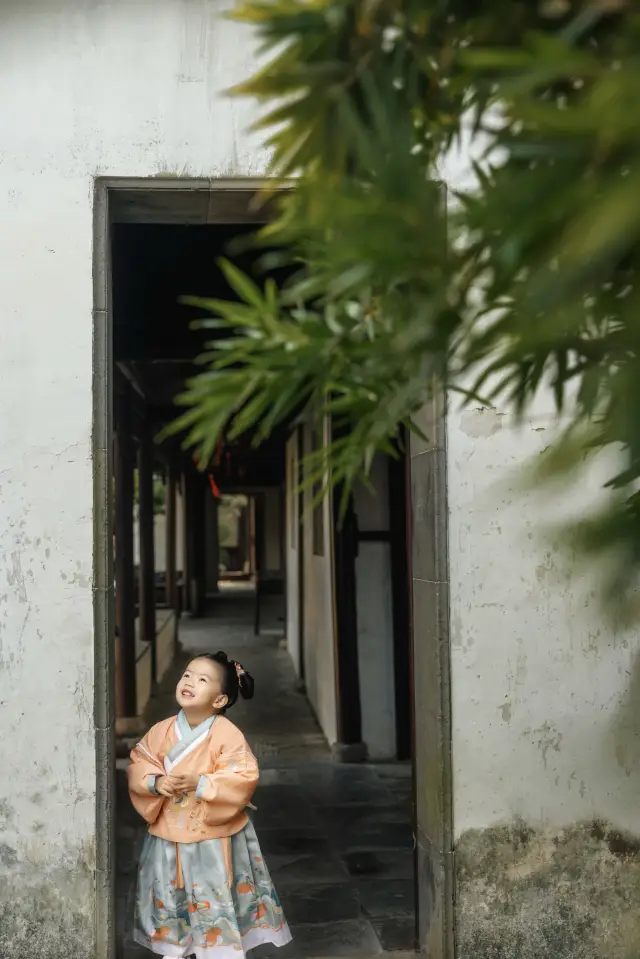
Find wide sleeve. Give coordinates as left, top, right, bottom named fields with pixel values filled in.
left=195, top=730, right=259, bottom=826
left=127, top=726, right=167, bottom=825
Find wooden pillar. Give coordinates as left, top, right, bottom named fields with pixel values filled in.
left=114, top=381, right=136, bottom=718
left=249, top=496, right=257, bottom=576
left=237, top=503, right=249, bottom=574
left=332, top=415, right=365, bottom=760
left=192, top=473, right=207, bottom=617
left=389, top=440, right=413, bottom=761
left=253, top=493, right=265, bottom=636
left=297, top=426, right=306, bottom=682
left=182, top=471, right=192, bottom=614
left=165, top=462, right=177, bottom=610
left=255, top=493, right=266, bottom=576
left=184, top=467, right=206, bottom=617
left=279, top=484, right=286, bottom=577
left=138, top=420, right=156, bottom=680
left=205, top=491, right=220, bottom=596
left=332, top=489, right=364, bottom=753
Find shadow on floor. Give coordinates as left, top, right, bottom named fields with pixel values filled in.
left=116, top=589, right=416, bottom=957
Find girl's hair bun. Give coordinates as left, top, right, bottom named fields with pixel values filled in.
left=202, top=651, right=255, bottom=709
left=237, top=668, right=255, bottom=701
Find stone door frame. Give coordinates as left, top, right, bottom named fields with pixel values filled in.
left=92, top=176, right=453, bottom=959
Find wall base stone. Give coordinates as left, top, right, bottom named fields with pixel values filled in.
left=457, top=820, right=640, bottom=959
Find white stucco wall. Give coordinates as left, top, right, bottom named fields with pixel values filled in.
left=442, top=127, right=640, bottom=839
left=353, top=455, right=397, bottom=760
left=448, top=403, right=640, bottom=836
left=0, top=2, right=267, bottom=955
left=355, top=542, right=396, bottom=759
left=301, top=421, right=338, bottom=744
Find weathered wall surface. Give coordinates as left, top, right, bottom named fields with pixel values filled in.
left=301, top=420, right=338, bottom=745
left=448, top=406, right=640, bottom=834
left=448, top=403, right=640, bottom=957
left=443, top=130, right=640, bottom=955
left=456, top=820, right=640, bottom=959
left=0, top=2, right=266, bottom=956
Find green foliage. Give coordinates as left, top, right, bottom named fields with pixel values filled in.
left=170, top=0, right=640, bottom=605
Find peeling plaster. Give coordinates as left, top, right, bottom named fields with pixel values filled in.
left=498, top=700, right=512, bottom=724
left=525, top=722, right=563, bottom=768
left=7, top=550, right=29, bottom=604
left=459, top=408, right=505, bottom=439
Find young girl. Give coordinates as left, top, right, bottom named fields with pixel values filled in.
left=128, top=651, right=292, bottom=958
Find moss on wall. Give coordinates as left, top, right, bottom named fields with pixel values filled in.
left=456, top=820, right=640, bottom=959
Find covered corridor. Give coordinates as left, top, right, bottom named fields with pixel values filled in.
left=116, top=588, right=415, bottom=958
left=108, top=187, right=420, bottom=957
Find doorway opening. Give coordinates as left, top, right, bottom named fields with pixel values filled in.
left=93, top=180, right=451, bottom=959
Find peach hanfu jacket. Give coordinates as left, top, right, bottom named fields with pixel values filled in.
left=127, top=711, right=259, bottom=845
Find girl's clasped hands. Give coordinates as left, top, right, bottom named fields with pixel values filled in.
left=155, top=772, right=201, bottom=798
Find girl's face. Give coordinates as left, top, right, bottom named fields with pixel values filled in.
left=175, top=658, right=228, bottom=713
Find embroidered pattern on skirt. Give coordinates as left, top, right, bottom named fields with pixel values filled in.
left=133, top=820, right=292, bottom=958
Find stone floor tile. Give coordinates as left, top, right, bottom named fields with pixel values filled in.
left=318, top=804, right=411, bottom=834
left=380, top=783, right=412, bottom=809
left=358, top=879, right=415, bottom=919
left=281, top=881, right=361, bottom=924
left=123, top=946, right=151, bottom=959
left=303, top=764, right=380, bottom=784
left=343, top=849, right=414, bottom=881
left=302, top=768, right=394, bottom=807
left=269, top=850, right=350, bottom=888
left=258, top=829, right=333, bottom=858
left=253, top=803, right=325, bottom=832
left=269, top=920, right=383, bottom=957
left=259, top=767, right=302, bottom=787
left=371, top=918, right=417, bottom=952
left=343, top=822, right=415, bottom=853
left=369, top=763, right=413, bottom=780
left=252, top=783, right=310, bottom=809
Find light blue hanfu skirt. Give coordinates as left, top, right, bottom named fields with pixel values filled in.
left=133, top=821, right=292, bottom=958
